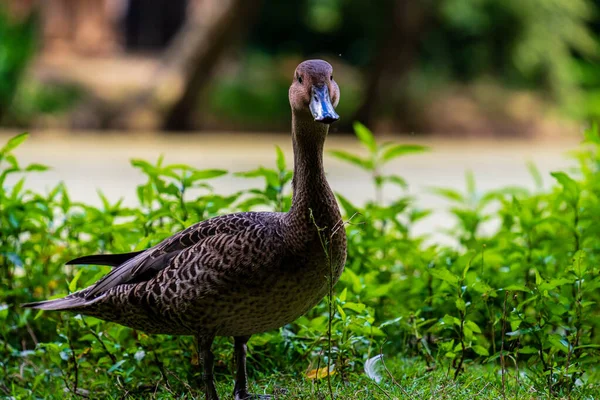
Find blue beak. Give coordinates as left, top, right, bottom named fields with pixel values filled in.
left=309, top=85, right=339, bottom=124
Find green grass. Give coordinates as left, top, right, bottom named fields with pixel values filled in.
left=69, top=356, right=597, bottom=399
left=257, top=358, right=600, bottom=399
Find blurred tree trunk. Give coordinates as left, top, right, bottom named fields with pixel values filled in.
left=124, top=0, right=187, bottom=51
left=114, top=0, right=261, bottom=131
left=353, top=0, right=431, bottom=131
left=161, top=0, right=261, bottom=131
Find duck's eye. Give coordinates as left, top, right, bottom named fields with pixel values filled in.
left=297, top=75, right=303, bottom=84
left=330, top=75, right=333, bottom=80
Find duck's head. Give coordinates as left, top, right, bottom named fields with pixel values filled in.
left=289, top=60, right=340, bottom=125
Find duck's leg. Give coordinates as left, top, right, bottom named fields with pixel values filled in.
left=198, top=334, right=219, bottom=400
left=233, top=335, right=272, bottom=400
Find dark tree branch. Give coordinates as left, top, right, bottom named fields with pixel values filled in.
left=162, top=0, right=262, bottom=131
left=353, top=0, right=431, bottom=131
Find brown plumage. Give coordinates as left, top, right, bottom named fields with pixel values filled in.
left=23, top=59, right=346, bottom=400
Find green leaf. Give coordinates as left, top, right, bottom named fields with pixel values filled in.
left=455, top=298, right=466, bottom=312
left=548, top=334, right=570, bottom=354
left=535, top=269, right=543, bottom=286
left=368, top=327, right=386, bottom=337
left=236, top=167, right=279, bottom=188
left=97, top=190, right=111, bottom=211
left=6, top=153, right=19, bottom=168
left=69, top=269, right=84, bottom=292
left=379, top=317, right=403, bottom=328
left=137, top=185, right=148, bottom=205
left=340, top=265, right=362, bottom=293
left=34, top=309, right=44, bottom=320
left=353, top=121, right=377, bottom=153
left=131, top=159, right=158, bottom=177
left=471, top=281, right=494, bottom=294
left=551, top=171, right=577, bottom=190
left=338, top=288, right=347, bottom=302
left=32, top=371, right=45, bottom=390
left=472, top=345, right=489, bottom=356
left=506, top=326, right=540, bottom=337
left=518, top=346, right=539, bottom=354
left=429, top=187, right=465, bottom=203
left=503, top=285, right=530, bottom=292
left=440, top=314, right=455, bottom=327
left=551, top=171, right=579, bottom=203
left=0, top=132, right=28, bottom=155
left=107, top=359, right=126, bottom=374
left=538, top=278, right=573, bottom=292
left=575, top=344, right=600, bottom=349
left=0, top=304, right=8, bottom=321
left=466, top=170, right=476, bottom=197
left=461, top=252, right=477, bottom=280
left=24, top=163, right=49, bottom=172
left=188, top=169, right=227, bottom=181
left=380, top=144, right=428, bottom=164
left=275, top=146, right=286, bottom=171
left=381, top=175, right=408, bottom=189
left=79, top=333, right=99, bottom=343
left=429, top=267, right=459, bottom=286
left=343, top=302, right=366, bottom=314
left=465, top=320, right=482, bottom=334
left=410, top=208, right=432, bottom=223
left=10, top=177, right=25, bottom=199
left=328, top=150, right=372, bottom=170
left=335, top=193, right=358, bottom=217
left=526, top=161, right=543, bottom=189
left=337, top=304, right=346, bottom=320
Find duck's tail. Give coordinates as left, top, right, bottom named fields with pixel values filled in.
left=21, top=297, right=85, bottom=311
left=21, top=250, right=142, bottom=311
left=66, top=250, right=143, bottom=267
left=21, top=292, right=103, bottom=311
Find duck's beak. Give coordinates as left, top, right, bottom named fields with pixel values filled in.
left=310, top=85, right=339, bottom=124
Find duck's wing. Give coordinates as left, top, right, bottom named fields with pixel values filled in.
left=84, top=212, right=279, bottom=298
left=23, top=212, right=287, bottom=312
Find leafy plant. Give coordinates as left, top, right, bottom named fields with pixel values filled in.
left=329, top=121, right=428, bottom=205
left=2, top=125, right=600, bottom=398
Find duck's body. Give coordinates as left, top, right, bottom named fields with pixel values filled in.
left=24, top=59, right=345, bottom=400
left=64, top=209, right=345, bottom=337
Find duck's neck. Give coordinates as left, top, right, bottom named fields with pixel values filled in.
left=287, top=114, right=340, bottom=229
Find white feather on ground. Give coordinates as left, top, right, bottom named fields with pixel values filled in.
left=364, top=354, right=384, bottom=383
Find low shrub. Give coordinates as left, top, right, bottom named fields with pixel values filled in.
left=1, top=124, right=599, bottom=398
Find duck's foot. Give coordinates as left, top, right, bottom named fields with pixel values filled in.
left=196, top=335, right=219, bottom=400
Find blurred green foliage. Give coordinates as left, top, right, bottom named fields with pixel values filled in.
left=7, top=80, right=83, bottom=127
left=209, top=0, right=600, bottom=128
left=0, top=6, right=37, bottom=123
left=2, top=123, right=600, bottom=397
left=249, top=0, right=392, bottom=66
left=0, top=6, right=81, bottom=127
left=427, top=0, right=598, bottom=116
left=2, top=0, right=599, bottom=129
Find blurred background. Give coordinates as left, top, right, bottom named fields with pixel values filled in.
left=1, top=0, right=599, bottom=135
left=0, top=0, right=598, bottom=230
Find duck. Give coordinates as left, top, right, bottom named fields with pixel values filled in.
left=23, top=59, right=347, bottom=400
